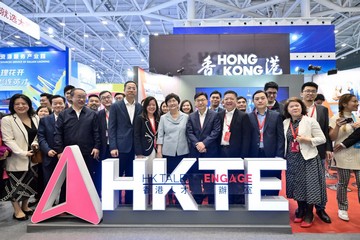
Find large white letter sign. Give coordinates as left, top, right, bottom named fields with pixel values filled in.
left=152, top=158, right=198, bottom=211
left=244, top=158, right=288, bottom=211
left=102, top=157, right=148, bottom=210
left=199, top=158, right=244, bottom=211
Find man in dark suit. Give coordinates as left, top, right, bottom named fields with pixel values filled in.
left=209, top=90, right=224, bottom=112
left=248, top=90, right=284, bottom=196
left=108, top=81, right=142, bottom=204
left=218, top=90, right=251, bottom=204
left=38, top=95, right=66, bottom=188
left=186, top=92, right=221, bottom=204
left=54, top=88, right=101, bottom=193
left=94, top=90, right=114, bottom=197
left=301, top=82, right=332, bottom=223
left=264, top=81, right=284, bottom=116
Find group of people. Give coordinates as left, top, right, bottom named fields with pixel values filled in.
left=0, top=80, right=359, bottom=229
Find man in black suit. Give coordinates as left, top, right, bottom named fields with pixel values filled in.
left=54, top=88, right=101, bottom=192
left=248, top=90, right=284, bottom=196
left=301, top=82, right=332, bottom=223
left=108, top=81, right=142, bottom=204
left=94, top=90, right=114, bottom=197
left=186, top=92, right=221, bottom=204
left=209, top=90, right=224, bottom=112
left=218, top=90, right=251, bottom=204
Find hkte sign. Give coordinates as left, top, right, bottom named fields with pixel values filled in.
left=32, top=146, right=288, bottom=225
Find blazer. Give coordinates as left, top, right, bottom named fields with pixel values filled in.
left=157, top=111, right=189, bottom=156
left=1, top=114, right=39, bottom=171
left=315, top=105, right=332, bottom=159
left=218, top=109, right=251, bottom=158
left=134, top=115, right=159, bottom=156
left=248, top=110, right=285, bottom=158
left=108, top=100, right=142, bottom=153
left=342, top=127, right=360, bottom=148
left=269, top=100, right=284, bottom=117
left=98, top=109, right=109, bottom=160
left=283, top=116, right=326, bottom=160
left=54, top=107, right=101, bottom=156
left=38, top=114, right=57, bottom=168
left=186, top=109, right=221, bottom=158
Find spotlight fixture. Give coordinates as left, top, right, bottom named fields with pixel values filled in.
left=166, top=72, right=173, bottom=77
left=176, top=67, right=185, bottom=74
left=308, top=64, right=322, bottom=74
left=295, top=67, right=304, bottom=74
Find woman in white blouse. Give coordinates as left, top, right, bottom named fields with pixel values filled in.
left=329, top=93, right=360, bottom=222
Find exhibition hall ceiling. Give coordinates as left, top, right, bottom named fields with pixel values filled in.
left=1, top=0, right=360, bottom=83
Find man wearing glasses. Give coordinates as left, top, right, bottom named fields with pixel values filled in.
left=264, top=81, right=284, bottom=116
left=300, top=82, right=332, bottom=224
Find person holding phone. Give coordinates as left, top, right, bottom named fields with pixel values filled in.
left=329, top=93, right=360, bottom=222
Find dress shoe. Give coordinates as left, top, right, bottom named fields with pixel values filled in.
left=316, top=209, right=331, bottom=223
left=22, top=209, right=34, bottom=216
left=13, top=214, right=28, bottom=221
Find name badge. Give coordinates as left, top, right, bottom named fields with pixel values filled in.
left=224, top=131, right=231, bottom=142
left=291, top=141, right=300, bottom=153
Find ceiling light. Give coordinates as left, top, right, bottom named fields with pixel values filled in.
left=6, top=41, right=14, bottom=46
left=145, top=20, right=151, bottom=25
left=35, top=41, right=42, bottom=45
left=341, top=43, right=346, bottom=47
left=92, top=59, right=96, bottom=62
left=14, top=35, right=21, bottom=39
left=59, top=22, right=66, bottom=27
left=100, top=71, right=104, bottom=75
left=118, top=32, right=124, bottom=37
left=49, top=35, right=54, bottom=38
left=341, top=56, right=346, bottom=60
left=84, top=34, right=89, bottom=38
left=154, top=33, right=159, bottom=36
left=334, top=29, right=339, bottom=34
left=140, top=37, right=146, bottom=43
left=101, top=20, right=108, bottom=25
left=71, top=47, right=75, bottom=51
left=48, top=27, right=54, bottom=34
left=116, top=59, right=120, bottom=63
left=100, top=47, right=105, bottom=51
left=127, top=69, right=134, bottom=77
left=141, top=59, right=145, bottom=62
left=130, top=46, right=135, bottom=50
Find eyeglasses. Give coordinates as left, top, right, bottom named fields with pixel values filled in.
left=303, top=90, right=317, bottom=94
left=196, top=98, right=207, bottom=102
left=101, top=96, right=112, bottom=100
left=266, top=91, right=277, bottom=95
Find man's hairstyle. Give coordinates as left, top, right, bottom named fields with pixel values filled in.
left=252, top=90, right=268, bottom=100
left=124, top=80, right=138, bottom=90
left=301, top=82, right=318, bottom=92
left=210, top=90, right=222, bottom=98
left=70, top=88, right=86, bottom=97
left=223, top=90, right=238, bottom=98
left=50, top=95, right=66, bottom=104
left=264, top=81, right=279, bottom=91
left=314, top=93, right=325, bottom=101
left=40, top=93, right=53, bottom=100
left=237, top=96, right=246, bottom=101
left=63, top=85, right=75, bottom=95
left=99, top=90, right=112, bottom=98
left=114, top=92, right=125, bottom=98
left=165, top=93, right=180, bottom=104
left=88, top=94, right=100, bottom=100
left=194, top=92, right=208, bottom=100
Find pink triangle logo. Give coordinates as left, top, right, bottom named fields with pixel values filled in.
left=31, top=145, right=103, bottom=224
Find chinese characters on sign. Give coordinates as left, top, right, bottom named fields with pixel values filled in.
left=197, top=54, right=283, bottom=76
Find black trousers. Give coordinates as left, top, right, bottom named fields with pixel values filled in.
left=119, top=147, right=135, bottom=204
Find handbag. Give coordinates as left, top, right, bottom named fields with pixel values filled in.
left=31, top=150, right=42, bottom=164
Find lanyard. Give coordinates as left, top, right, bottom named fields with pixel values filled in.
left=224, top=114, right=231, bottom=131
left=307, top=105, right=316, bottom=118
left=254, top=112, right=266, bottom=142
left=290, top=122, right=299, bottom=140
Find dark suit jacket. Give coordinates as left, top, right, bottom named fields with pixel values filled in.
left=134, top=115, right=159, bottom=156
left=342, top=127, right=360, bottom=148
left=38, top=114, right=57, bottom=168
left=108, top=100, right=142, bottom=153
left=218, top=109, right=251, bottom=158
left=54, top=107, right=101, bottom=156
left=248, top=110, right=285, bottom=158
left=315, top=105, right=333, bottom=159
left=98, top=109, right=109, bottom=160
left=186, top=110, right=221, bottom=158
